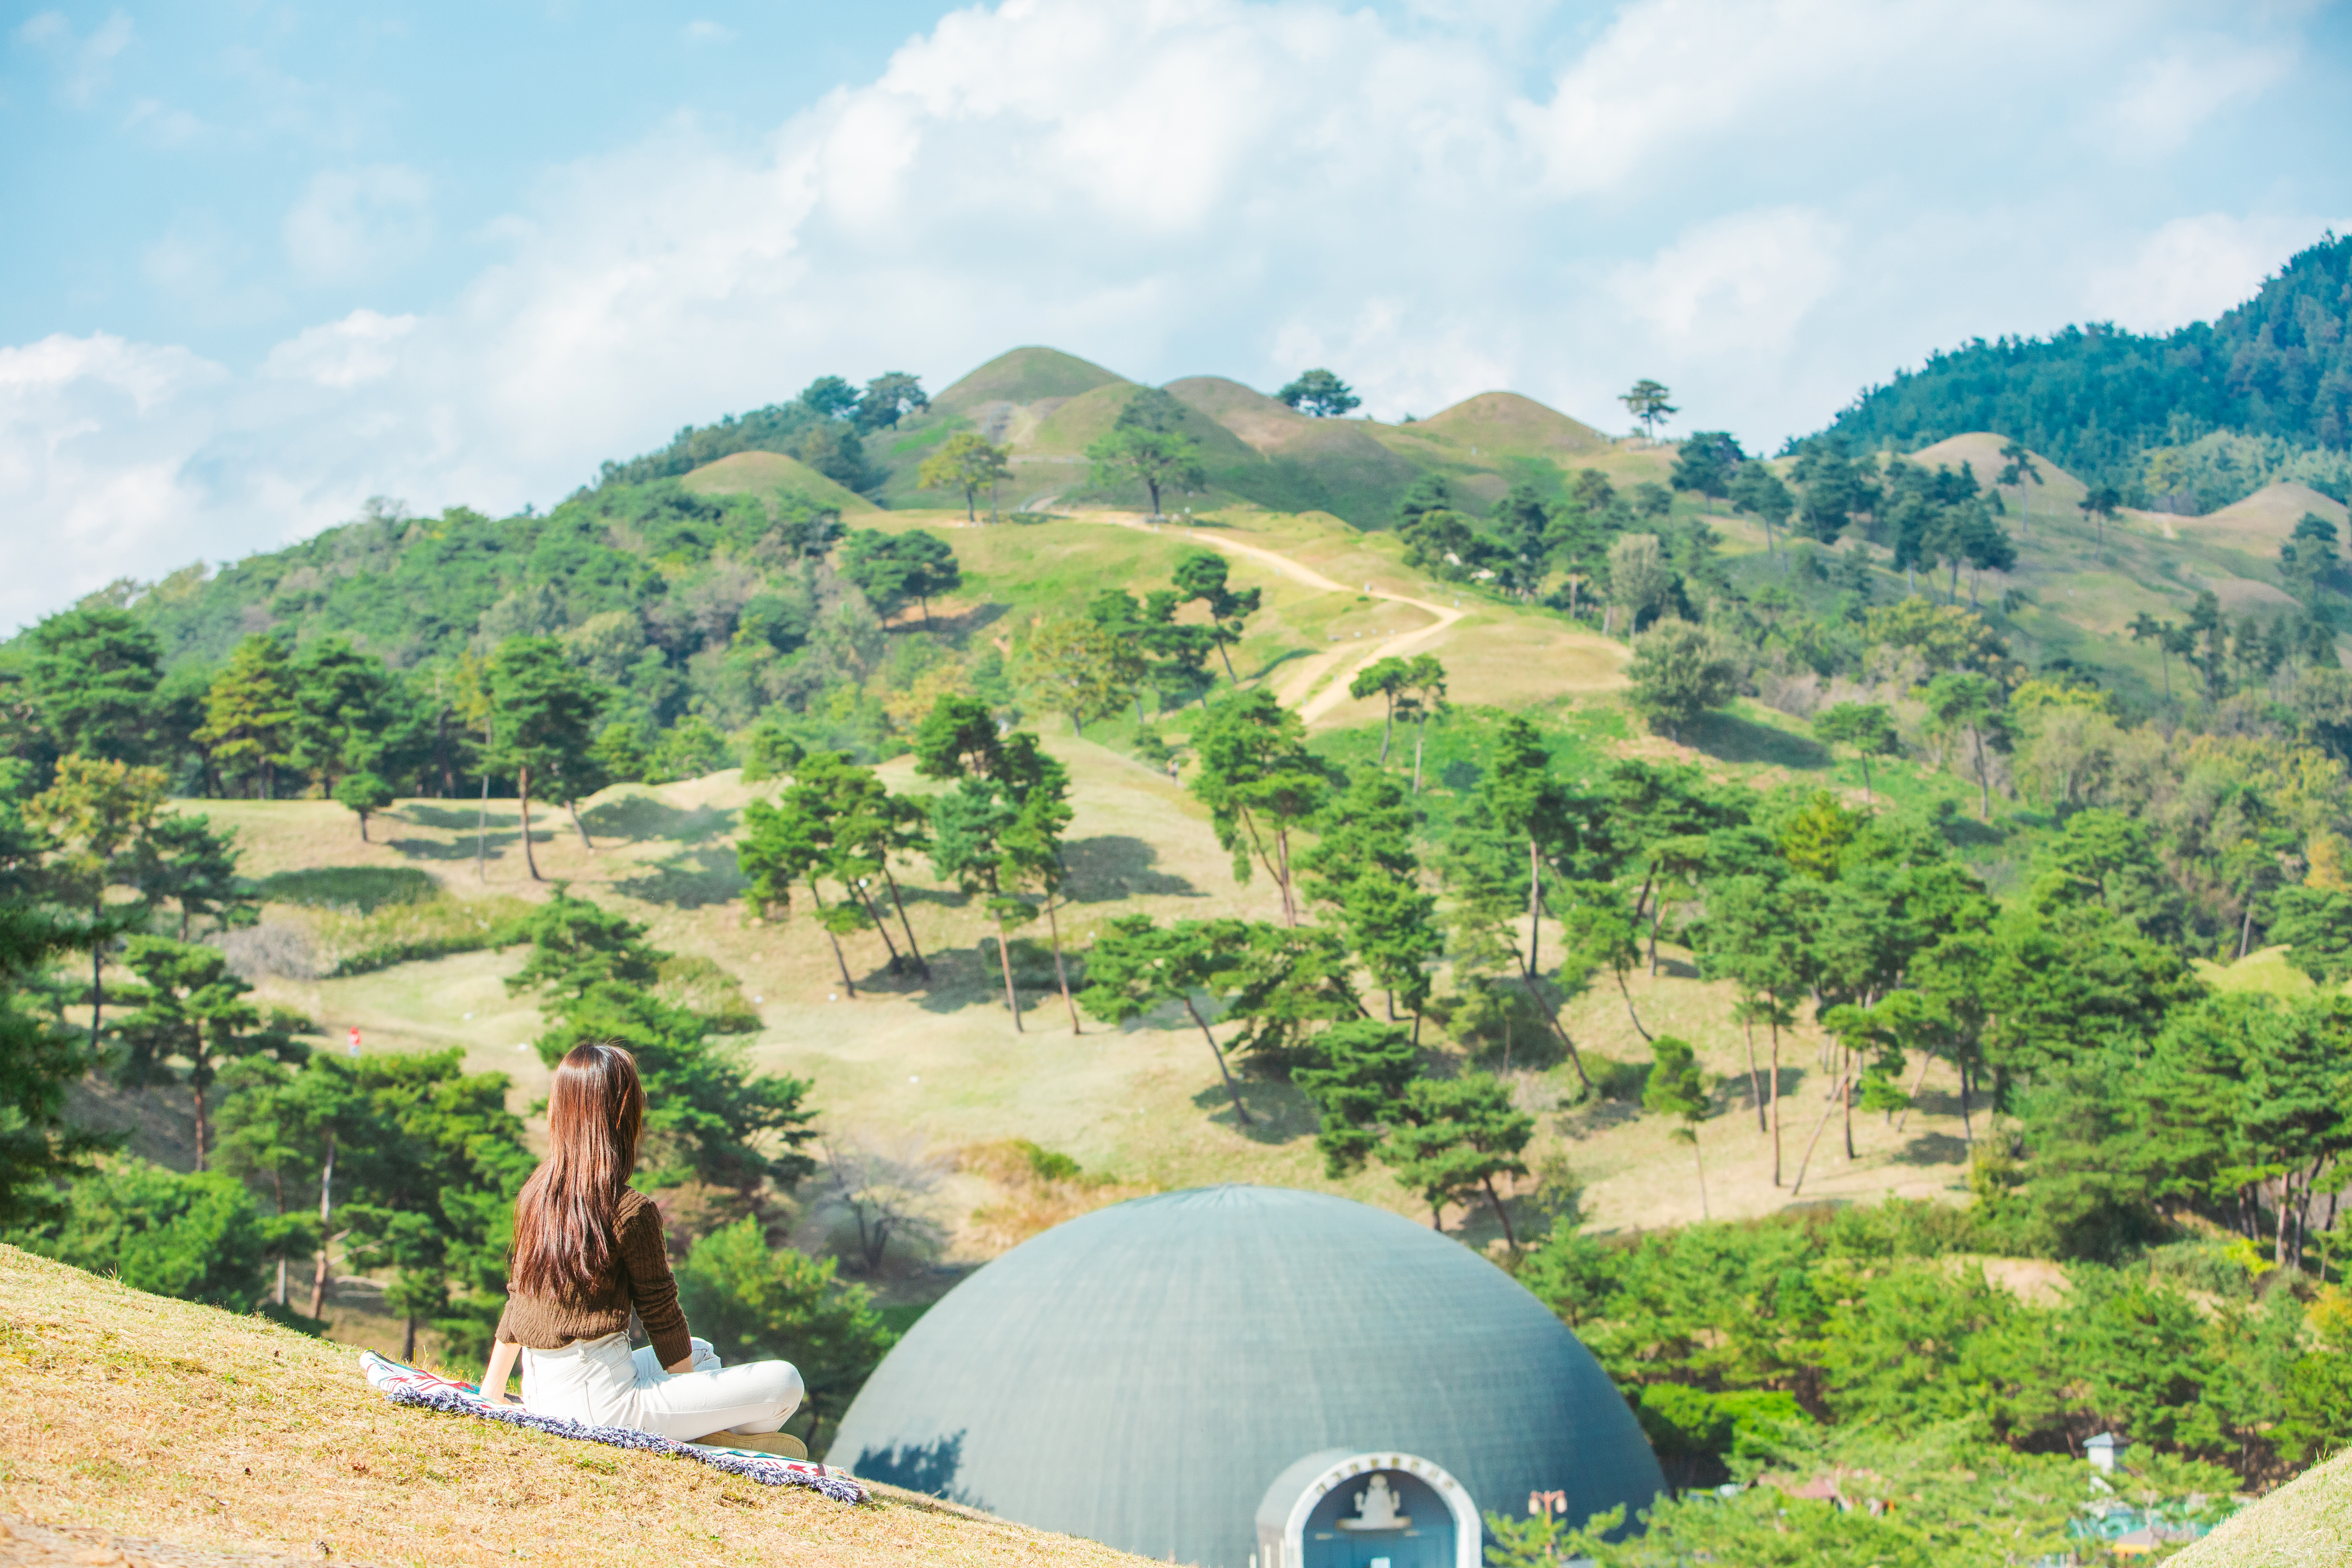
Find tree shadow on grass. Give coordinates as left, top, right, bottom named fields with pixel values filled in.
left=1192, top=1076, right=1317, bottom=1145
left=1683, top=710, right=1831, bottom=769
left=582, top=795, right=737, bottom=846
left=1895, top=1130, right=1972, bottom=1167
left=388, top=828, right=521, bottom=862
left=402, top=803, right=505, bottom=831
left=1245, top=648, right=1317, bottom=684
left=899, top=601, right=1007, bottom=646
left=611, top=853, right=748, bottom=909
left=1062, top=835, right=1198, bottom=901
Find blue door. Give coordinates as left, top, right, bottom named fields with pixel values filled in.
left=1298, top=1471, right=1453, bottom=1568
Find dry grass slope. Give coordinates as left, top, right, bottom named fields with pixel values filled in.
left=2171, top=1444, right=2352, bottom=1567
left=0, top=1247, right=1149, bottom=1568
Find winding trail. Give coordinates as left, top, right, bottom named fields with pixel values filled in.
left=1094, top=515, right=1463, bottom=723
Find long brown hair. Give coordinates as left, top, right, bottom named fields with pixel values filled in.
left=510, top=1042, right=646, bottom=1298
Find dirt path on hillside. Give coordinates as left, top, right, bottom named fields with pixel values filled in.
left=1091, top=516, right=1463, bottom=723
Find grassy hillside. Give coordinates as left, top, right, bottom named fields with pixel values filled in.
left=0, top=1245, right=1146, bottom=1568
left=2171, top=1443, right=2352, bottom=1566
left=931, top=345, right=1129, bottom=412
left=682, top=450, right=879, bottom=514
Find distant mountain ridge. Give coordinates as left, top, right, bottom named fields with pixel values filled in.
left=1819, top=232, right=2352, bottom=508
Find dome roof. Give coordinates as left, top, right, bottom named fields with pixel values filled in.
left=829, top=1185, right=1662, bottom=1566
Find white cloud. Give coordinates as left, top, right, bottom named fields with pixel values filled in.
left=1613, top=208, right=1844, bottom=355
left=2094, top=42, right=2290, bottom=158
left=16, top=8, right=132, bottom=107
left=261, top=310, right=421, bottom=390
left=2087, top=213, right=2347, bottom=334
left=0, top=335, right=227, bottom=622
left=684, top=20, right=736, bottom=44
left=283, top=165, right=435, bottom=284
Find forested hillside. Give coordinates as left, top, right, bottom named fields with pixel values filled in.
left=1821, top=232, right=2352, bottom=508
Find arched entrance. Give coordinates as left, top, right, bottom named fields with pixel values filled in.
left=1254, top=1451, right=1481, bottom=1568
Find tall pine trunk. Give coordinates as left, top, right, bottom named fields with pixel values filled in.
left=1744, top=1014, right=1766, bottom=1133
left=569, top=798, right=595, bottom=851
left=518, top=765, right=542, bottom=880
left=994, top=915, right=1022, bottom=1030
left=1180, top=997, right=1248, bottom=1124
left=1482, top=1175, right=1518, bottom=1252
left=881, top=867, right=929, bottom=978
left=308, top=1130, right=337, bottom=1321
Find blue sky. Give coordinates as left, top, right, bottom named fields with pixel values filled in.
left=5, top=0, right=2350, bottom=629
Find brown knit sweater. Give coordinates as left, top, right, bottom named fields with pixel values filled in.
left=494, top=1188, right=691, bottom=1369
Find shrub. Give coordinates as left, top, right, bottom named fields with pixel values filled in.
left=16, top=1159, right=272, bottom=1307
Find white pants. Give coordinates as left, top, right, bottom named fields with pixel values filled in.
left=521, top=1333, right=803, bottom=1442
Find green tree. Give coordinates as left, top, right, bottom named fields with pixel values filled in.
left=1792, top=440, right=1875, bottom=544
left=740, top=757, right=878, bottom=998
left=197, top=636, right=298, bottom=798
left=1996, top=437, right=2044, bottom=532
left=1089, top=392, right=1207, bottom=516
left=24, top=605, right=163, bottom=765
left=511, top=893, right=815, bottom=1198
left=27, top=755, right=167, bottom=1039
left=677, top=1216, right=898, bottom=1450
left=1300, top=773, right=1441, bottom=1032
left=335, top=1048, right=534, bottom=1361
left=1919, top=671, right=2004, bottom=820
left=842, top=529, right=962, bottom=627
left=1384, top=1072, right=1534, bottom=1243
left=1188, top=688, right=1328, bottom=925
left=1022, top=614, right=1141, bottom=737
left=1626, top=621, right=1741, bottom=741
left=485, top=636, right=607, bottom=880
left=2078, top=482, right=2123, bottom=548
left=21, top=1158, right=271, bottom=1307
left=999, top=747, right=1082, bottom=1032
left=288, top=635, right=396, bottom=793
left=1811, top=702, right=1900, bottom=802
left=1348, top=656, right=1414, bottom=764
left=1643, top=1035, right=1712, bottom=1218
left=0, top=902, right=116, bottom=1228
left=1399, top=653, right=1448, bottom=794
left=1274, top=368, right=1361, bottom=418
left=1077, top=915, right=1255, bottom=1123
left=1669, top=431, right=1745, bottom=499
left=852, top=371, right=929, bottom=431
left=1728, top=464, right=1795, bottom=557
left=1291, top=1018, right=1421, bottom=1176
left=929, top=775, right=1031, bottom=1026
left=915, top=432, right=1013, bottom=524
left=332, top=771, right=398, bottom=841
left=129, top=812, right=252, bottom=939
left=1171, top=550, right=1262, bottom=686
left=1619, top=378, right=1677, bottom=439
left=113, top=935, right=307, bottom=1170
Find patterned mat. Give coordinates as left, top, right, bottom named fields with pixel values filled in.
left=357, top=1352, right=868, bottom=1504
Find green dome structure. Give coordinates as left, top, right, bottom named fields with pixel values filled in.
left=829, top=1185, right=1663, bottom=1567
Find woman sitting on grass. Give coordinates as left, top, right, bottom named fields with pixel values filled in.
left=478, top=1042, right=806, bottom=1457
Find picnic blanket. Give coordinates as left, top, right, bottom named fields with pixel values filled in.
left=358, top=1351, right=869, bottom=1503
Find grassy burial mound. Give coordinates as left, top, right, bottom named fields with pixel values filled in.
left=2177, top=480, right=2351, bottom=552
left=682, top=450, right=879, bottom=514
left=0, top=1246, right=1148, bottom=1568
